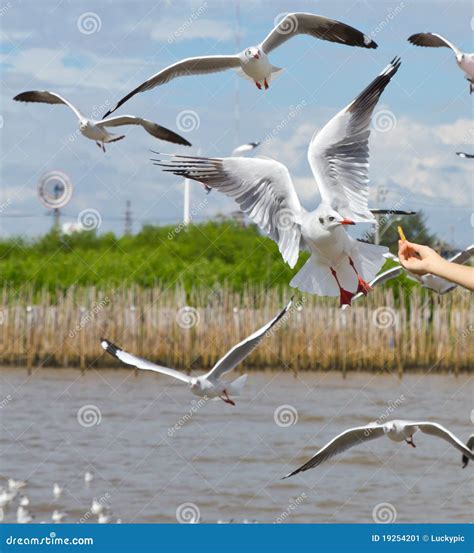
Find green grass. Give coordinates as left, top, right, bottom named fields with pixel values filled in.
left=0, top=221, right=417, bottom=295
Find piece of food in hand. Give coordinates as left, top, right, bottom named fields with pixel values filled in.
left=397, top=226, right=406, bottom=241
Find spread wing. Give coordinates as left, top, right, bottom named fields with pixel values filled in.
left=283, top=424, right=386, bottom=478
left=408, top=422, right=474, bottom=460
left=153, top=154, right=303, bottom=268
left=449, top=244, right=473, bottom=265
left=307, top=57, right=400, bottom=223
left=204, top=300, right=292, bottom=382
left=408, top=33, right=462, bottom=57
left=260, top=12, right=377, bottom=54
left=13, top=90, right=84, bottom=120
left=100, top=338, right=191, bottom=383
left=97, top=115, right=191, bottom=146
left=104, top=55, right=241, bottom=116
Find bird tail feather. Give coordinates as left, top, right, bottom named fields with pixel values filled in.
left=227, top=374, right=248, bottom=396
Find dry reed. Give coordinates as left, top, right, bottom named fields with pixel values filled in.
left=0, top=285, right=471, bottom=373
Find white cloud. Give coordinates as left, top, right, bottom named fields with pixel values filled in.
left=151, top=17, right=234, bottom=43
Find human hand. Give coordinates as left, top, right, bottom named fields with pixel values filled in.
left=397, top=240, right=443, bottom=276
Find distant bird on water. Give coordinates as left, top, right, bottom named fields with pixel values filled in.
left=13, top=90, right=191, bottom=151
left=101, top=301, right=291, bottom=405
left=104, top=12, right=376, bottom=116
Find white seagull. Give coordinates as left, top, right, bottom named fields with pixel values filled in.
left=283, top=419, right=474, bottom=478
left=53, top=483, right=63, bottom=498
left=13, top=90, right=191, bottom=151
left=104, top=13, right=376, bottom=116
left=8, top=478, right=26, bottom=491
left=84, top=471, right=94, bottom=484
left=19, top=495, right=30, bottom=507
left=101, top=301, right=291, bottom=405
left=52, top=510, right=67, bottom=523
left=91, top=498, right=106, bottom=515
left=154, top=59, right=402, bottom=306
left=17, top=505, right=34, bottom=523
left=0, top=488, right=17, bottom=507
left=456, top=152, right=474, bottom=158
left=349, top=245, right=474, bottom=304
left=408, top=33, right=474, bottom=94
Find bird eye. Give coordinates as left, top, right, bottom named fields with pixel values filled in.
left=246, top=49, right=251, bottom=55
left=319, top=218, right=324, bottom=224
left=328, top=216, right=335, bottom=222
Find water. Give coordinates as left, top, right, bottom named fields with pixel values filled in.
left=0, top=367, right=471, bottom=524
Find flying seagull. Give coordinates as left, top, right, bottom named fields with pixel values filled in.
left=456, top=152, right=474, bottom=158
left=13, top=90, right=191, bottom=151
left=348, top=245, right=474, bottom=304
left=104, top=13, right=376, bottom=116
left=283, top=419, right=474, bottom=478
left=408, top=33, right=474, bottom=94
left=101, top=301, right=291, bottom=405
left=153, top=58, right=402, bottom=306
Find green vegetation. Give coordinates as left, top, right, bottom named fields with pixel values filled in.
left=0, top=220, right=422, bottom=293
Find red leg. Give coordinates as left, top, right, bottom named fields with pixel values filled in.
left=264, top=78, right=269, bottom=90
left=255, top=81, right=262, bottom=90
left=348, top=257, right=372, bottom=296
left=330, top=267, right=354, bottom=307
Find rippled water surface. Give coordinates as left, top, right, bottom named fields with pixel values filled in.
left=0, top=367, right=471, bottom=523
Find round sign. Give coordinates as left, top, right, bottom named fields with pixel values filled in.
left=37, top=170, right=73, bottom=209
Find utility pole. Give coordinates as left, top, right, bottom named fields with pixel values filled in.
left=234, top=0, right=241, bottom=147
left=124, top=200, right=132, bottom=235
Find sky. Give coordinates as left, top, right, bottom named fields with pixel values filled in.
left=0, top=0, right=472, bottom=246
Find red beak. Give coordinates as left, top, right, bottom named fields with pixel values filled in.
left=253, top=54, right=260, bottom=59
left=339, top=218, right=355, bottom=225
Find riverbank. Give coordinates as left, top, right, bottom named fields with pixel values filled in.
left=0, top=285, right=471, bottom=373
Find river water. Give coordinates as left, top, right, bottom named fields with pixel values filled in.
left=0, top=367, right=471, bottom=523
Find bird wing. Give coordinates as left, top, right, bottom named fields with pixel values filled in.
left=283, top=424, right=386, bottom=478
left=97, top=115, right=191, bottom=146
left=104, top=55, right=241, bottom=116
left=259, top=12, right=377, bottom=54
left=307, top=57, right=401, bottom=223
left=100, top=338, right=191, bottom=383
left=456, top=152, right=474, bottom=158
left=449, top=244, right=473, bottom=265
left=204, top=300, right=292, bottom=382
left=13, top=90, right=84, bottom=120
left=408, top=422, right=474, bottom=460
left=408, top=33, right=462, bottom=56
left=153, top=154, right=303, bottom=268
left=348, top=264, right=402, bottom=307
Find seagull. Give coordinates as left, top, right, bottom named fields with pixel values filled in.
left=53, top=483, right=63, bottom=498
left=408, top=33, right=474, bottom=93
left=8, top=478, right=26, bottom=491
left=52, top=510, right=67, bottom=523
left=19, top=495, right=30, bottom=507
left=231, top=141, right=260, bottom=156
left=98, top=511, right=112, bottom=524
left=456, top=152, right=474, bottom=158
left=104, top=13, right=376, bottom=116
left=17, top=505, right=34, bottom=523
left=154, top=59, right=402, bottom=306
left=348, top=245, right=474, bottom=304
left=91, top=498, right=105, bottom=515
left=0, top=488, right=17, bottom=507
left=283, top=420, right=474, bottom=478
left=101, top=301, right=291, bottom=405
left=84, top=471, right=94, bottom=484
left=462, top=435, right=474, bottom=468
left=13, top=90, right=191, bottom=151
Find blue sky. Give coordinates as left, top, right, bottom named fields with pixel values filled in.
left=0, top=0, right=472, bottom=246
